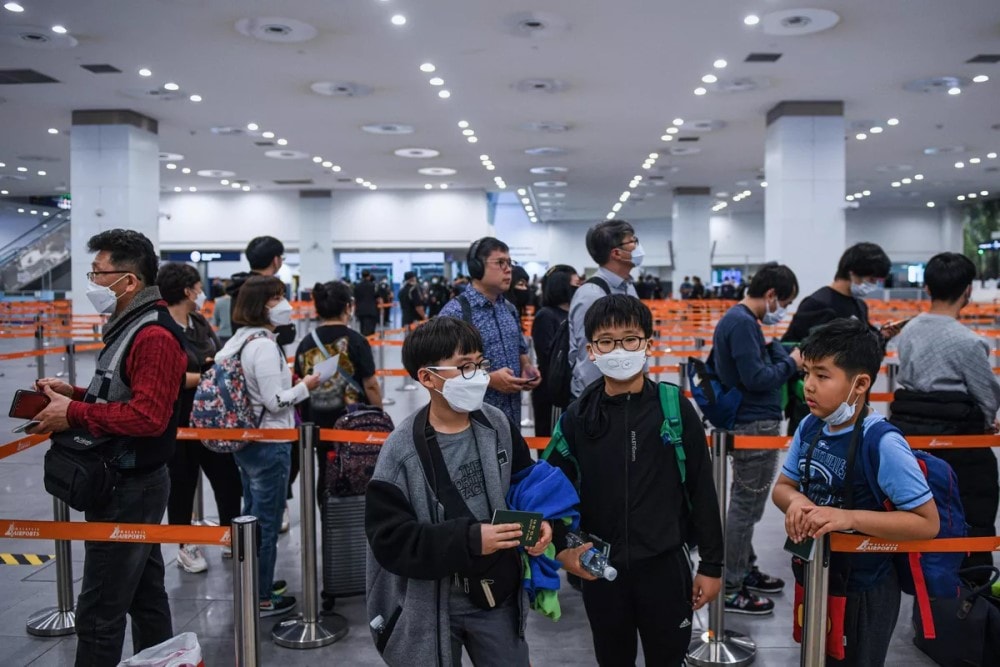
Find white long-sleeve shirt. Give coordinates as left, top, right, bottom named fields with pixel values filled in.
left=215, top=326, right=308, bottom=438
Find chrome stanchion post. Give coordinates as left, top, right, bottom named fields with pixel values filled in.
left=34, top=319, right=46, bottom=380
left=66, top=342, right=77, bottom=387
left=26, top=497, right=76, bottom=636
left=377, top=327, right=395, bottom=406
left=191, top=473, right=217, bottom=526
left=273, top=424, right=348, bottom=648
left=679, top=361, right=689, bottom=392
left=687, top=431, right=756, bottom=667
left=886, top=363, right=898, bottom=393
left=800, top=535, right=830, bottom=667
left=233, top=516, right=261, bottom=667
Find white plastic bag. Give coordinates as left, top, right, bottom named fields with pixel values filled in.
left=117, top=632, right=203, bottom=667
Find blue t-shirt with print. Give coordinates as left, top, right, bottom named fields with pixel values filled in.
left=780, top=410, right=933, bottom=591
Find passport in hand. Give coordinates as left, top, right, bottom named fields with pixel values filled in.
left=491, top=509, right=544, bottom=547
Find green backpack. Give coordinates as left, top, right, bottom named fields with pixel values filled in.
left=542, top=382, right=691, bottom=510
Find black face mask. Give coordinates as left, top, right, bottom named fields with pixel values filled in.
left=511, top=288, right=531, bottom=309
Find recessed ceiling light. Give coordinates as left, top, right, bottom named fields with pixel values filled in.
left=467, top=136, right=477, bottom=143
left=982, top=190, right=990, bottom=196
left=517, top=188, right=527, bottom=195
left=424, top=183, right=433, bottom=190
left=969, top=193, right=978, bottom=198
left=355, top=178, right=364, bottom=184
left=713, top=59, right=727, bottom=69
left=395, top=148, right=440, bottom=158
left=4, top=3, right=25, bottom=13
left=870, top=126, right=883, bottom=134
left=926, top=202, right=935, bottom=208
left=914, top=174, right=923, bottom=180
left=311, top=156, right=322, bottom=163
left=955, top=161, right=965, bottom=168
left=166, top=163, right=177, bottom=170
left=242, top=185, right=251, bottom=192
left=221, top=179, right=229, bottom=185
left=322, top=160, right=333, bottom=168
left=139, top=67, right=152, bottom=77
left=957, top=195, right=966, bottom=201
left=761, top=182, right=768, bottom=188
left=672, top=118, right=684, bottom=126
left=438, top=90, right=450, bottom=99
left=164, top=82, right=179, bottom=91
left=694, top=87, right=707, bottom=96
left=862, top=189, right=871, bottom=196
left=37, top=170, right=46, bottom=176
left=901, top=177, right=911, bottom=184
left=17, top=208, right=24, bottom=213
left=661, top=135, right=674, bottom=141
left=701, top=74, right=717, bottom=84
left=332, top=165, right=341, bottom=172
left=744, top=14, right=760, bottom=26
left=891, top=181, right=900, bottom=187
left=181, top=167, right=191, bottom=174
left=853, top=192, right=863, bottom=198
left=189, top=94, right=202, bottom=102
left=247, top=123, right=259, bottom=131
left=0, top=190, right=6, bottom=195
left=262, top=131, right=275, bottom=139
left=457, top=120, right=469, bottom=128
left=948, top=87, right=961, bottom=95
left=173, top=186, right=181, bottom=192
left=462, top=129, right=474, bottom=136
left=666, top=127, right=679, bottom=135
left=231, top=182, right=241, bottom=189
left=420, top=63, right=436, bottom=73
left=970, top=157, right=981, bottom=164
left=419, top=167, right=456, bottom=176
left=429, top=77, right=444, bottom=86
left=479, top=154, right=489, bottom=160
left=391, top=14, right=406, bottom=25
left=520, top=197, right=530, bottom=205
left=51, top=25, right=68, bottom=34
left=973, top=74, right=990, bottom=83
left=47, top=128, right=58, bottom=135
left=856, top=133, right=868, bottom=140
left=440, top=184, right=449, bottom=189
left=649, top=152, right=659, bottom=159
left=887, top=118, right=900, bottom=126
left=276, top=138, right=288, bottom=146
left=188, top=186, right=197, bottom=192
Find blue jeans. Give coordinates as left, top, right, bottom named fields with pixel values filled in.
left=725, top=420, right=780, bottom=592
left=76, top=465, right=172, bottom=667
left=233, top=442, right=291, bottom=600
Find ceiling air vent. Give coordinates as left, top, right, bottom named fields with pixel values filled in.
left=745, top=53, right=782, bottom=62
left=81, top=64, right=121, bottom=74
left=966, top=54, right=1000, bottom=64
left=0, top=68, right=58, bottom=84
left=677, top=136, right=700, bottom=142
left=254, top=141, right=275, bottom=147
left=273, top=179, right=314, bottom=186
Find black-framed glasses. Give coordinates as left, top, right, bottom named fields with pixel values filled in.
left=486, top=258, right=517, bottom=271
left=86, top=270, right=129, bottom=281
left=426, top=359, right=492, bottom=379
left=591, top=336, right=647, bottom=354
left=617, top=236, right=640, bottom=249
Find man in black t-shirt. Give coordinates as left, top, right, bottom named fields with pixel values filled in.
left=398, top=271, right=426, bottom=326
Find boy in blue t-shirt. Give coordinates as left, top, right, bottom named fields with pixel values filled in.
left=772, top=318, right=939, bottom=666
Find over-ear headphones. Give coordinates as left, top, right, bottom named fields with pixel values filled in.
left=467, top=238, right=485, bottom=280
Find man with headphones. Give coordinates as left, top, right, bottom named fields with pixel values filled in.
left=439, top=237, right=540, bottom=425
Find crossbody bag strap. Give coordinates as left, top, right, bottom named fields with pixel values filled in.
left=310, top=327, right=367, bottom=396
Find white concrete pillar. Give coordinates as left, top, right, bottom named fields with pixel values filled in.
left=764, top=101, right=846, bottom=299
left=941, top=204, right=963, bottom=253
left=298, top=189, right=334, bottom=287
left=670, top=187, right=713, bottom=295
left=70, top=110, right=159, bottom=315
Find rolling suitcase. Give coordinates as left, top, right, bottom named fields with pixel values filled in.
left=320, top=405, right=394, bottom=610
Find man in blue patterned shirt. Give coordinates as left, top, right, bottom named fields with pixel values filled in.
left=439, top=237, right=540, bottom=425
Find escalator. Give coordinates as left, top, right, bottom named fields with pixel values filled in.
left=0, top=212, right=71, bottom=292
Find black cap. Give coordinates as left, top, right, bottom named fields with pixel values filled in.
left=404, top=271, right=417, bottom=280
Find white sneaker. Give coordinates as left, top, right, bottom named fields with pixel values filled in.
left=280, top=505, right=290, bottom=534
left=221, top=545, right=233, bottom=559
left=177, top=544, right=208, bottom=573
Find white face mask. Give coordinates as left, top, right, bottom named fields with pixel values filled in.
left=592, top=347, right=647, bottom=381
left=850, top=280, right=879, bottom=298
left=627, top=242, right=645, bottom=268
left=193, top=291, right=207, bottom=310
left=430, top=369, right=490, bottom=413
left=86, top=275, right=128, bottom=314
left=268, top=299, right=293, bottom=327
left=762, top=297, right=787, bottom=325
left=822, top=377, right=861, bottom=427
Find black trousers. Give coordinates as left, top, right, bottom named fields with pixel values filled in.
left=530, top=389, right=555, bottom=438
left=359, top=316, right=378, bottom=337
left=166, top=439, right=243, bottom=528
left=581, top=548, right=693, bottom=666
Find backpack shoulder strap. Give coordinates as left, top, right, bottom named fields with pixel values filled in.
left=658, top=382, right=691, bottom=510
left=541, top=412, right=581, bottom=487
left=308, top=328, right=367, bottom=397
left=310, top=329, right=329, bottom=359
left=458, top=292, right=473, bottom=324
left=586, top=276, right=611, bottom=295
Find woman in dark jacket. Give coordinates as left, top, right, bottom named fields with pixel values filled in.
left=530, top=265, right=580, bottom=436
left=158, top=263, right=243, bottom=573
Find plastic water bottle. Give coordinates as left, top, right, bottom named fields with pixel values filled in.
left=566, top=532, right=618, bottom=581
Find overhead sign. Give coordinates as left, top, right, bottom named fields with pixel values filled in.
left=162, top=251, right=241, bottom=262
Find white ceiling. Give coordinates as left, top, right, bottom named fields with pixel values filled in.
left=0, top=0, right=999, bottom=222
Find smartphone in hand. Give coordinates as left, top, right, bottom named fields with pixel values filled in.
left=9, top=389, right=50, bottom=420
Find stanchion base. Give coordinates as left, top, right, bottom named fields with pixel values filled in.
left=190, top=518, right=219, bottom=527
left=26, top=607, right=76, bottom=637
left=520, top=418, right=535, bottom=428
left=396, top=384, right=419, bottom=392
left=272, top=613, right=348, bottom=649
left=686, top=630, right=756, bottom=666
left=381, top=397, right=396, bottom=406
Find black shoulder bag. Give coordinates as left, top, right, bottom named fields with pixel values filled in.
left=412, top=406, right=521, bottom=610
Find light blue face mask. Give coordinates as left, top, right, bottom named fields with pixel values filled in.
left=822, top=376, right=861, bottom=426
left=762, top=297, right=787, bottom=325
left=850, top=280, right=879, bottom=298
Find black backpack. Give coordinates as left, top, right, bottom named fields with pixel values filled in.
left=547, top=276, right=611, bottom=408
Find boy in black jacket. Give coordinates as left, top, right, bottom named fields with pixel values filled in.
left=544, top=295, right=724, bottom=666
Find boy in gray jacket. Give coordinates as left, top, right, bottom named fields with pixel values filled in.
left=365, top=317, right=551, bottom=666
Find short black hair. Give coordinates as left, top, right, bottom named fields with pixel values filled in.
left=800, top=317, right=883, bottom=380
left=232, top=275, right=285, bottom=327
left=471, top=237, right=509, bottom=262
left=542, top=265, right=577, bottom=307
left=834, top=243, right=891, bottom=281
left=87, top=228, right=158, bottom=285
left=585, top=219, right=635, bottom=265
left=402, top=317, right=483, bottom=380
left=746, top=262, right=799, bottom=301
left=156, top=262, right=202, bottom=305
left=511, top=265, right=529, bottom=286
left=584, top=294, right=653, bottom=341
left=245, top=236, right=284, bottom=271
left=313, top=280, right=353, bottom=319
left=361, top=269, right=371, bottom=279
left=924, top=252, right=977, bottom=302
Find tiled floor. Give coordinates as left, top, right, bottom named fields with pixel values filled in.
left=0, top=332, right=992, bottom=665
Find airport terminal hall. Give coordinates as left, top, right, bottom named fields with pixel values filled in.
left=3, top=2, right=1000, bottom=666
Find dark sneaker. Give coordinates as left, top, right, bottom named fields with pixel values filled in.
left=272, top=580, right=287, bottom=597
left=259, top=595, right=296, bottom=617
left=724, top=587, right=774, bottom=615
left=743, top=566, right=785, bottom=594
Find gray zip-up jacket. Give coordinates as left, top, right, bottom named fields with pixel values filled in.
left=364, top=404, right=534, bottom=666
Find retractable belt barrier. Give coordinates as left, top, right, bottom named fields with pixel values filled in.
left=0, top=518, right=231, bottom=545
